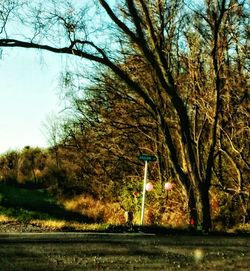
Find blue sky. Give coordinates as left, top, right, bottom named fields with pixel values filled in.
left=0, top=48, right=65, bottom=154
left=0, top=1, right=113, bottom=154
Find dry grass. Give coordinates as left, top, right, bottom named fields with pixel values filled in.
left=0, top=214, right=16, bottom=223
left=61, top=195, right=125, bottom=224
left=30, top=219, right=66, bottom=230
left=60, top=195, right=192, bottom=229
left=30, top=219, right=106, bottom=231
left=233, top=223, right=250, bottom=234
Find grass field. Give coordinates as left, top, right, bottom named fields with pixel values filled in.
left=0, top=183, right=94, bottom=226
left=0, top=233, right=249, bottom=270
left=1, top=183, right=250, bottom=234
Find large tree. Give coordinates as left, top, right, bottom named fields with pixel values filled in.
left=0, top=0, right=249, bottom=231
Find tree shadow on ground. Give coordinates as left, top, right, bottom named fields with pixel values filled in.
left=0, top=183, right=94, bottom=223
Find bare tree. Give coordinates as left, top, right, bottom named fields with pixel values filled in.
left=0, top=0, right=249, bottom=230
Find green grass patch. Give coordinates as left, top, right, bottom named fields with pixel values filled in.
left=0, top=183, right=93, bottom=223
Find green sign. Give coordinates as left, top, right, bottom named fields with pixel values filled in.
left=139, top=154, right=157, bottom=162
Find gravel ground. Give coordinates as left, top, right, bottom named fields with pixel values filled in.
left=0, top=231, right=249, bottom=270
left=0, top=221, right=55, bottom=233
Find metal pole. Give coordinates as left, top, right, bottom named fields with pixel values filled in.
left=140, top=160, right=148, bottom=225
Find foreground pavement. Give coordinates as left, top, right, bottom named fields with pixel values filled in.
left=0, top=232, right=249, bottom=270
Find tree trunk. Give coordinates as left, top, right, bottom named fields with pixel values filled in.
left=187, top=186, right=198, bottom=228
left=199, top=184, right=212, bottom=231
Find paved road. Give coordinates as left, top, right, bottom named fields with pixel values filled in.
left=0, top=233, right=249, bottom=270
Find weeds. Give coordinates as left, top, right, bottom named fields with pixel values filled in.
left=61, top=195, right=125, bottom=224
left=0, top=183, right=249, bottom=234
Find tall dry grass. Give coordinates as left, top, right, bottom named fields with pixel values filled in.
left=61, top=195, right=126, bottom=224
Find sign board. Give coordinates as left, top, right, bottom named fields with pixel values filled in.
left=139, top=154, right=157, bottom=162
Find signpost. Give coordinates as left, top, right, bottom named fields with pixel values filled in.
left=139, top=154, right=157, bottom=225
left=139, top=154, right=157, bottom=162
